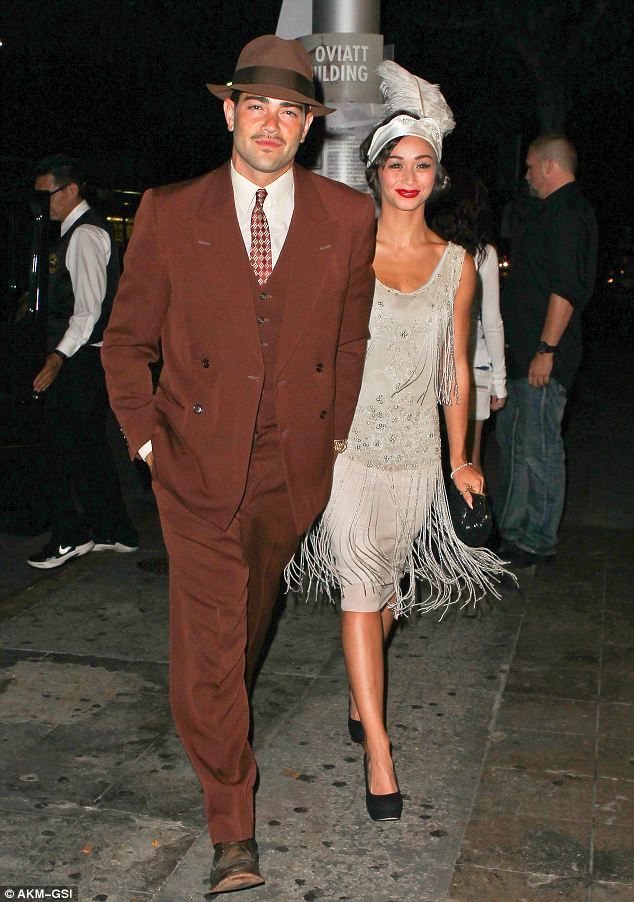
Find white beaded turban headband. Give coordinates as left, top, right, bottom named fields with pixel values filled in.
left=366, top=60, right=455, bottom=165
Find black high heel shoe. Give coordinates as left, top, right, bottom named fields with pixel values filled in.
left=348, top=714, right=365, bottom=744
left=363, top=753, right=403, bottom=821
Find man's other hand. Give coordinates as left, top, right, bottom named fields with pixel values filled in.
left=490, top=395, right=506, bottom=412
left=33, top=353, right=64, bottom=392
left=145, top=451, right=154, bottom=475
left=528, top=352, right=554, bottom=388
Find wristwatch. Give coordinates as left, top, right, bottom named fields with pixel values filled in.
left=536, top=341, right=558, bottom=354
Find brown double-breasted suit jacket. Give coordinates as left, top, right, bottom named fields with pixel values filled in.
left=102, top=162, right=376, bottom=534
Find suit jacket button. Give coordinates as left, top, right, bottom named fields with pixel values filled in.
left=201, top=358, right=210, bottom=368
left=193, top=404, right=203, bottom=414
left=320, top=409, right=327, bottom=419
left=316, top=363, right=324, bottom=372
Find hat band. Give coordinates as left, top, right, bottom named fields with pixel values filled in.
left=230, top=66, right=315, bottom=101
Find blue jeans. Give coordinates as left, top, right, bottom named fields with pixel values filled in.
left=494, top=377, right=567, bottom=556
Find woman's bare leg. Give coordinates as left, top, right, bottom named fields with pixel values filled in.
left=349, top=602, right=394, bottom=720
left=342, top=604, right=397, bottom=794
left=350, top=595, right=394, bottom=720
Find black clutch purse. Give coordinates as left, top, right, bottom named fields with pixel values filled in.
left=448, top=482, right=493, bottom=547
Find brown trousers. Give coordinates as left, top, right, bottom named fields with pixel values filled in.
left=154, top=430, right=300, bottom=842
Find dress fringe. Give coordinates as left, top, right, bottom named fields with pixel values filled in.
left=285, top=457, right=509, bottom=619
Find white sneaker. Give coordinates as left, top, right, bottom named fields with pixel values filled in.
left=92, top=539, right=139, bottom=553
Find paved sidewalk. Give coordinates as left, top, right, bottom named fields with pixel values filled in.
left=1, top=335, right=632, bottom=901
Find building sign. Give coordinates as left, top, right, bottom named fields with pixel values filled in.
left=314, top=43, right=370, bottom=85
left=301, top=33, right=383, bottom=103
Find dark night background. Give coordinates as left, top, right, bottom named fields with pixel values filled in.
left=0, top=1, right=632, bottom=235
left=0, top=4, right=632, bottom=532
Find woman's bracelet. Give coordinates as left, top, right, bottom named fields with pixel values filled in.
left=450, top=462, right=473, bottom=480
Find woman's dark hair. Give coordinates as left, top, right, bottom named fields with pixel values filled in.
left=359, top=111, right=449, bottom=205
left=33, top=154, right=97, bottom=205
left=431, top=173, right=494, bottom=266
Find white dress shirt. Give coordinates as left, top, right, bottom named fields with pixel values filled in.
left=230, top=163, right=294, bottom=267
left=138, top=165, right=296, bottom=462
left=56, top=200, right=112, bottom=358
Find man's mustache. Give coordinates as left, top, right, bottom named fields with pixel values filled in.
left=252, top=132, right=284, bottom=144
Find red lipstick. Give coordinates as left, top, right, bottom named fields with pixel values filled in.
left=396, top=189, right=420, bottom=198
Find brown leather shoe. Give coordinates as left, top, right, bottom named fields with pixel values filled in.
left=208, top=838, right=265, bottom=895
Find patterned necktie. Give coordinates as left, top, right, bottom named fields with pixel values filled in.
left=249, top=188, right=272, bottom=285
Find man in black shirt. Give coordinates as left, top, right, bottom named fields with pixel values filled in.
left=495, top=134, right=598, bottom=566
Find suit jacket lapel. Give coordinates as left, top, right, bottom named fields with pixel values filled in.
left=275, top=166, right=338, bottom=376
left=189, top=163, right=262, bottom=364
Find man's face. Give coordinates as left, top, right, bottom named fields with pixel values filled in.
left=224, top=93, right=313, bottom=185
left=34, top=174, right=80, bottom=221
left=525, top=149, right=549, bottom=199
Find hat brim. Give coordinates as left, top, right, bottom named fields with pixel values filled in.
left=206, top=82, right=335, bottom=116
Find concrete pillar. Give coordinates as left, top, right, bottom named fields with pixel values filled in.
left=277, top=0, right=387, bottom=193
left=312, top=0, right=380, bottom=34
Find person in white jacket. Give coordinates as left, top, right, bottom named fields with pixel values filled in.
left=469, top=241, right=507, bottom=467
left=433, top=175, right=506, bottom=469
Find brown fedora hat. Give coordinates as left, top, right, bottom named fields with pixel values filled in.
left=207, top=34, right=334, bottom=116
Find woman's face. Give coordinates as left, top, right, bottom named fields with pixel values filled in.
left=378, top=135, right=437, bottom=211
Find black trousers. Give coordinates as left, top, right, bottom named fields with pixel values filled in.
left=38, top=348, right=134, bottom=545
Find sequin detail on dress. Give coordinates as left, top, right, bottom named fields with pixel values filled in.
left=286, top=243, right=508, bottom=616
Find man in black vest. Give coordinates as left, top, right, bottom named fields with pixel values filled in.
left=27, top=155, right=138, bottom=569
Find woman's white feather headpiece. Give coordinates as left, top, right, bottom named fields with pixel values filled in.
left=366, top=60, right=455, bottom=165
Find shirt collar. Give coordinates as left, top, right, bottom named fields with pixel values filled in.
left=230, top=163, right=294, bottom=215
left=61, top=199, right=90, bottom=236
left=544, top=180, right=577, bottom=207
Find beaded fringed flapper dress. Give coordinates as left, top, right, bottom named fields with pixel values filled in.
left=286, top=242, right=507, bottom=617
